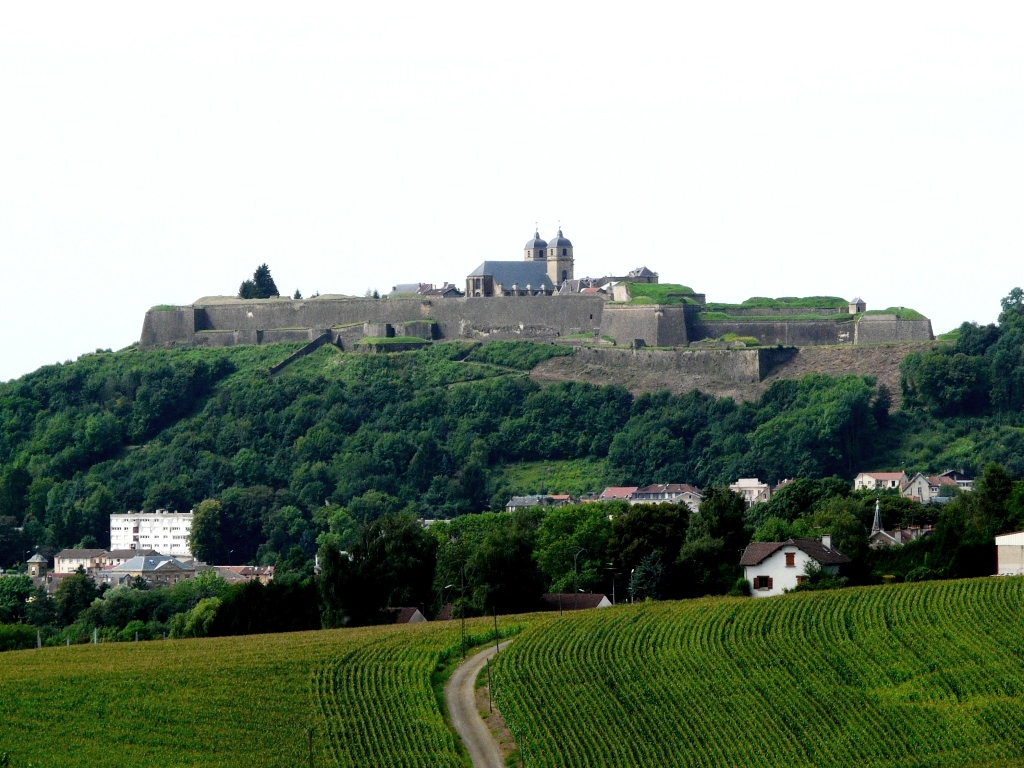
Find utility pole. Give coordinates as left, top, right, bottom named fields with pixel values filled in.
left=572, top=548, right=587, bottom=595
left=486, top=657, right=493, bottom=713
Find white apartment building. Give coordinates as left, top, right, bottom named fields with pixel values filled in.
left=110, top=509, right=193, bottom=558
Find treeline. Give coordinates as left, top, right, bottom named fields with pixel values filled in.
left=5, top=461, right=1021, bottom=649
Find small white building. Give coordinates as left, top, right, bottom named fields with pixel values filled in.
left=996, top=531, right=1024, bottom=576
left=852, top=472, right=908, bottom=491
left=110, top=509, right=193, bottom=557
left=729, top=478, right=771, bottom=507
left=740, top=536, right=851, bottom=597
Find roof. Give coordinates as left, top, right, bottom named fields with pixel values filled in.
left=858, top=472, right=906, bottom=480
left=600, top=487, right=638, bottom=500
left=55, top=549, right=108, bottom=560
left=995, top=531, right=1024, bottom=546
left=389, top=283, right=423, bottom=295
left=506, top=495, right=546, bottom=507
left=27, top=554, right=47, bottom=563
left=635, top=483, right=701, bottom=495
left=740, top=538, right=851, bottom=566
left=629, top=266, right=657, bottom=277
left=850, top=297, right=864, bottom=303
left=548, top=228, right=572, bottom=248
left=524, top=230, right=548, bottom=249
left=383, top=607, right=425, bottom=624
left=467, top=261, right=553, bottom=290
left=106, top=549, right=160, bottom=559
left=436, top=603, right=455, bottom=621
left=541, top=593, right=610, bottom=611
left=111, top=556, right=195, bottom=573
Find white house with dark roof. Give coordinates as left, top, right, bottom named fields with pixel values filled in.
left=54, top=549, right=109, bottom=574
left=996, top=531, right=1024, bottom=576
left=740, top=536, right=851, bottom=597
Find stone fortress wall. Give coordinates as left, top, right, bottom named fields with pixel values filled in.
left=141, top=294, right=933, bottom=351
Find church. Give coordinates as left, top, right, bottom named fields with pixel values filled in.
left=465, top=228, right=575, bottom=297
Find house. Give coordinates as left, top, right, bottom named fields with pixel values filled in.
left=867, top=500, right=933, bottom=548
left=996, top=531, right=1024, bottom=576
left=630, top=484, right=703, bottom=513
left=54, top=549, right=109, bottom=574
left=729, top=478, right=772, bottom=507
left=598, top=487, right=638, bottom=501
left=740, top=536, right=851, bottom=597
left=105, top=549, right=161, bottom=567
left=383, top=607, right=427, bottom=624
left=938, top=469, right=975, bottom=491
left=901, top=473, right=958, bottom=503
left=102, top=555, right=196, bottom=587
left=26, top=553, right=47, bottom=578
left=420, top=283, right=465, bottom=298
left=212, top=565, right=275, bottom=585
left=110, top=510, right=193, bottom=558
left=388, top=283, right=433, bottom=296
left=853, top=472, right=908, bottom=491
left=849, top=298, right=866, bottom=314
left=505, top=495, right=572, bottom=512
left=541, top=593, right=612, bottom=611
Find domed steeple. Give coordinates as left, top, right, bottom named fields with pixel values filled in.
left=524, top=228, right=548, bottom=261
left=545, top=225, right=574, bottom=286
left=548, top=228, right=572, bottom=249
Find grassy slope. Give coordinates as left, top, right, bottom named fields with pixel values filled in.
left=498, top=458, right=612, bottom=496
left=494, top=577, right=1024, bottom=768
left=0, top=615, right=533, bottom=768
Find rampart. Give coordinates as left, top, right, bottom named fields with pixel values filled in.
left=140, top=295, right=932, bottom=351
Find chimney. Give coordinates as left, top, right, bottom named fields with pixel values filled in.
left=821, top=534, right=832, bottom=550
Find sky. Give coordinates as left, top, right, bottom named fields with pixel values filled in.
left=2, top=1, right=1023, bottom=381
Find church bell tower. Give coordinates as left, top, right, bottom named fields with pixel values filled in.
left=546, top=227, right=574, bottom=286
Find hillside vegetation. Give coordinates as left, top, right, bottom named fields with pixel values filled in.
left=495, top=577, right=1024, bottom=768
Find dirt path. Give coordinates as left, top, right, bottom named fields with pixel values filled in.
left=445, top=641, right=512, bottom=768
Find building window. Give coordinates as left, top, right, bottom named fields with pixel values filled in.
left=796, top=576, right=805, bottom=585
left=753, top=576, right=773, bottom=590
left=785, top=553, right=795, bottom=567
left=562, top=248, right=567, bottom=255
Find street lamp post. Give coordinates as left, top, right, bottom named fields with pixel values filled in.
left=572, top=548, right=587, bottom=595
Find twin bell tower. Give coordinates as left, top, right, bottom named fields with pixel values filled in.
left=524, top=227, right=574, bottom=286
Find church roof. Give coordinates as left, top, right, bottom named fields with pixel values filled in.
left=548, top=228, right=572, bottom=248
left=524, top=230, right=548, bottom=249
left=468, top=261, right=554, bottom=290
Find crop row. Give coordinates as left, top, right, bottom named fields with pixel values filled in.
left=492, top=578, right=1024, bottom=768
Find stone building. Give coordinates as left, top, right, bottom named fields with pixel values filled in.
left=466, top=228, right=574, bottom=296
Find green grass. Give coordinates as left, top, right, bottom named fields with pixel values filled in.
left=498, top=458, right=612, bottom=496
left=621, top=283, right=695, bottom=304
left=494, top=577, right=1024, bottom=768
left=861, top=307, right=927, bottom=321
left=149, top=304, right=179, bottom=312
left=698, top=312, right=841, bottom=322
left=464, top=341, right=573, bottom=370
left=705, top=296, right=849, bottom=311
left=0, top=616, right=528, bottom=768
left=720, top=333, right=760, bottom=346
left=938, top=328, right=962, bottom=341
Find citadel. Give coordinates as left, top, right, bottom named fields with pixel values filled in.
left=141, top=228, right=933, bottom=353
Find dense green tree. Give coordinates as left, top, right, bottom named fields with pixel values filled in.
left=533, top=503, right=615, bottom=593
left=189, top=499, right=224, bottom=563
left=0, top=574, right=32, bottom=623
left=238, top=264, right=280, bottom=300
left=53, top=568, right=100, bottom=627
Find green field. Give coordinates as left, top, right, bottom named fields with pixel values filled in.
left=4, top=579, right=1024, bottom=767
left=0, top=616, right=521, bottom=768
left=494, top=577, right=1024, bottom=768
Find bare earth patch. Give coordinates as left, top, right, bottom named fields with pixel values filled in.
left=476, top=669, right=522, bottom=767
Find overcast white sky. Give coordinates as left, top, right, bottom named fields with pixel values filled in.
left=2, top=1, right=1023, bottom=381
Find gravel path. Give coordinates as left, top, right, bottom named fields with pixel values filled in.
left=445, top=641, right=512, bottom=768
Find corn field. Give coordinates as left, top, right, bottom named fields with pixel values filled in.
left=492, top=577, right=1024, bottom=768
